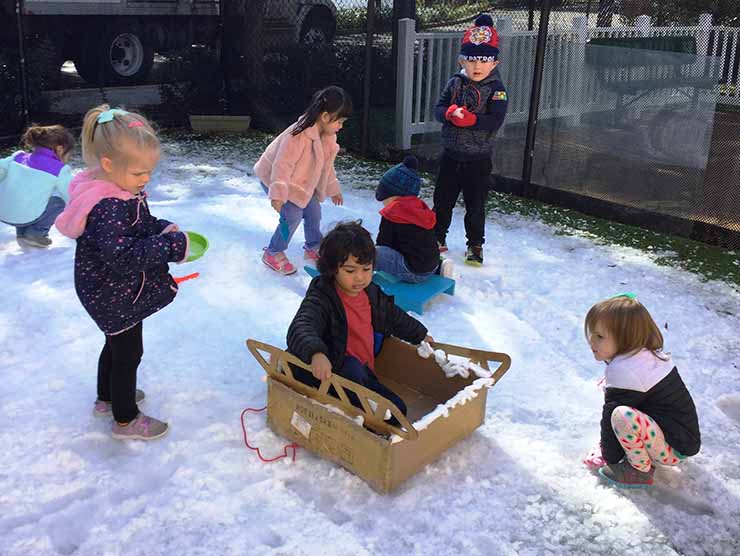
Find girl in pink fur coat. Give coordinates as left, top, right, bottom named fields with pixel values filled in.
left=254, top=86, right=352, bottom=275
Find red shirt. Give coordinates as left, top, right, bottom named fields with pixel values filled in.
left=336, top=285, right=374, bottom=371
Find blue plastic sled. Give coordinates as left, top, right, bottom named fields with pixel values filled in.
left=304, top=266, right=455, bottom=314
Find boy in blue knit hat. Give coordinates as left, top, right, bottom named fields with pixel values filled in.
left=433, top=13, right=508, bottom=266
left=375, top=156, right=453, bottom=283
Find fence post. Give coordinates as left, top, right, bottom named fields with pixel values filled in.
left=697, top=13, right=713, bottom=57
left=496, top=17, right=513, bottom=136
left=395, top=18, right=415, bottom=150
left=636, top=15, right=651, bottom=37
left=496, top=17, right=513, bottom=89
left=570, top=15, right=588, bottom=126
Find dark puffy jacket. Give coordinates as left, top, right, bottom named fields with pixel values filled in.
left=601, top=367, right=701, bottom=463
left=287, top=275, right=428, bottom=370
left=435, top=68, right=508, bottom=161
left=376, top=196, right=439, bottom=274
left=74, top=195, right=188, bottom=334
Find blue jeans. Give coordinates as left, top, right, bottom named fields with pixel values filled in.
left=375, top=245, right=435, bottom=284
left=262, top=183, right=322, bottom=254
left=293, top=355, right=407, bottom=428
left=16, top=196, right=65, bottom=238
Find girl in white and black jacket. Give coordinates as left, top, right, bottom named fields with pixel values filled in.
left=584, top=294, right=700, bottom=488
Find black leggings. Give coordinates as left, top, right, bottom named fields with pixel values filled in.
left=97, top=322, right=143, bottom=423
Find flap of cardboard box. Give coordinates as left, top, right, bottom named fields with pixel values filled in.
left=247, top=339, right=420, bottom=440
left=374, top=337, right=511, bottom=405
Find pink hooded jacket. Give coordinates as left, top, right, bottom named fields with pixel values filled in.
left=55, top=168, right=135, bottom=239
left=254, top=122, right=341, bottom=209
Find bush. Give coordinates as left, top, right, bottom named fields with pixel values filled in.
left=264, top=42, right=395, bottom=114
left=336, top=5, right=395, bottom=34
left=158, top=47, right=226, bottom=120
left=0, top=42, right=56, bottom=132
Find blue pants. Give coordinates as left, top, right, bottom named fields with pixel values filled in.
left=15, top=196, right=65, bottom=238
left=262, top=183, right=322, bottom=255
left=293, top=356, right=407, bottom=427
left=375, top=245, right=435, bottom=284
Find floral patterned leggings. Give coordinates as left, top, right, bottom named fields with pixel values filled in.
left=611, top=406, right=687, bottom=472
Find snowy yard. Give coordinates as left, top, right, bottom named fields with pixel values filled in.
left=1, top=132, right=739, bottom=556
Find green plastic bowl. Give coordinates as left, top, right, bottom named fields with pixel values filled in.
left=185, top=231, right=209, bottom=263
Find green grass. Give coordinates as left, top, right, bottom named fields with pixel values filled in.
left=483, top=189, right=740, bottom=290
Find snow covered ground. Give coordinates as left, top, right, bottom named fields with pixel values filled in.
left=2, top=134, right=740, bottom=556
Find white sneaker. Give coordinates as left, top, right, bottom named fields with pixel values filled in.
left=439, top=258, right=455, bottom=278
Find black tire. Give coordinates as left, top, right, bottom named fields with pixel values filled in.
left=300, top=9, right=336, bottom=45
left=74, top=21, right=154, bottom=85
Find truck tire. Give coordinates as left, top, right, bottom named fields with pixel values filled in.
left=300, top=8, right=336, bottom=45
left=74, top=21, right=154, bottom=85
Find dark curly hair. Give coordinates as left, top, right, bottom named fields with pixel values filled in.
left=316, top=221, right=375, bottom=277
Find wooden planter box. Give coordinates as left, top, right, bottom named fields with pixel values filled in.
left=189, top=115, right=251, bottom=133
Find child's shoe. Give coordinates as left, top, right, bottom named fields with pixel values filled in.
left=17, top=234, right=52, bottom=248
left=303, top=248, right=320, bottom=262
left=93, top=389, right=146, bottom=418
left=437, top=241, right=448, bottom=253
left=598, top=461, right=654, bottom=488
left=111, top=412, right=169, bottom=440
left=262, top=249, right=297, bottom=275
left=439, top=258, right=455, bottom=278
left=465, top=245, right=483, bottom=266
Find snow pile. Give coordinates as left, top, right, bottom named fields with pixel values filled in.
left=417, top=341, right=494, bottom=379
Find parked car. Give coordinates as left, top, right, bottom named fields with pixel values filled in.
left=0, top=0, right=337, bottom=86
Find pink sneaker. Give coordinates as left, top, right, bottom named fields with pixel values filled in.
left=262, top=249, right=297, bottom=275
left=303, top=248, right=319, bottom=262
left=111, top=412, right=169, bottom=440
left=93, top=389, right=145, bottom=418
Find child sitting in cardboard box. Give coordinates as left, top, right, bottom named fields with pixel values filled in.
left=286, top=220, right=434, bottom=427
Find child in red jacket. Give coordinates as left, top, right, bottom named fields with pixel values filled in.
left=375, top=156, right=453, bottom=282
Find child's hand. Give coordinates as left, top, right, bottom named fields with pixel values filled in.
left=424, top=334, right=434, bottom=345
left=445, top=104, right=461, bottom=122
left=331, top=193, right=343, bottom=206
left=310, top=352, right=332, bottom=381
left=271, top=199, right=284, bottom=212
left=452, top=107, right=477, bottom=127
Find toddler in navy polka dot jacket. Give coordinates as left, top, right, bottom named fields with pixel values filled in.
left=55, top=104, right=190, bottom=441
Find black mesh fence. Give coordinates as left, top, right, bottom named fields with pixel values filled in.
left=491, top=0, right=740, bottom=248
left=1, top=0, right=739, bottom=247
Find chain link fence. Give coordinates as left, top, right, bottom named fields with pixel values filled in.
left=1, top=0, right=739, bottom=247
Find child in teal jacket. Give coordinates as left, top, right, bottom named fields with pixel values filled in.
left=0, top=125, right=75, bottom=248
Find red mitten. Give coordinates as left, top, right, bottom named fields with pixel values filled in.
left=444, top=104, right=460, bottom=121
left=455, top=106, right=477, bottom=127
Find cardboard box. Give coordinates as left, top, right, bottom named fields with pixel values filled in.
left=246, top=337, right=511, bottom=493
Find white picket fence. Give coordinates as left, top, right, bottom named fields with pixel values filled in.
left=395, top=14, right=740, bottom=149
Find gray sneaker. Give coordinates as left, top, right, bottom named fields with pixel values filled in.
left=17, top=235, right=52, bottom=248
left=111, top=412, right=169, bottom=440
left=598, top=460, right=655, bottom=488
left=93, top=389, right=146, bottom=418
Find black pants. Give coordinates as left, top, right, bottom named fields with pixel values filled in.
left=294, top=356, right=407, bottom=427
left=433, top=154, right=492, bottom=247
left=97, top=322, right=143, bottom=423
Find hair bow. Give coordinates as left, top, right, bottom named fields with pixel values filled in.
left=97, top=108, right=129, bottom=124
left=612, top=292, right=637, bottom=299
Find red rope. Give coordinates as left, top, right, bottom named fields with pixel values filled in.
left=240, top=406, right=298, bottom=463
